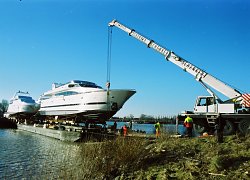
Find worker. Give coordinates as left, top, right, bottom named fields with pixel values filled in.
left=113, top=120, right=117, bottom=133
left=122, top=124, right=127, bottom=137
left=154, top=121, right=161, bottom=138
left=184, top=115, right=193, bottom=137
left=129, top=120, right=133, bottom=130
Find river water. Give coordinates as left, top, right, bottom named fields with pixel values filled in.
left=0, top=122, right=187, bottom=179
left=106, top=121, right=186, bottom=135
left=0, top=128, right=86, bottom=179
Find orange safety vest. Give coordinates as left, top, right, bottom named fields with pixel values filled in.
left=123, top=126, right=127, bottom=135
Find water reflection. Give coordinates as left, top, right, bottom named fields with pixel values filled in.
left=106, top=121, right=187, bottom=135
left=0, top=129, right=83, bottom=179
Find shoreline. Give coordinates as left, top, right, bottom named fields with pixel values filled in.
left=0, top=117, right=17, bottom=129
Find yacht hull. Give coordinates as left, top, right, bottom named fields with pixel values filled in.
left=7, top=103, right=39, bottom=115
left=39, top=89, right=135, bottom=122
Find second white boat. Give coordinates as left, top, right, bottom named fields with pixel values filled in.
left=5, top=91, right=40, bottom=120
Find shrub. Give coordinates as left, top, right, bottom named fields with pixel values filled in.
left=76, top=137, right=149, bottom=179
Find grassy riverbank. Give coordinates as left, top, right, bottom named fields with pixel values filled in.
left=2, top=127, right=249, bottom=179
left=57, top=134, right=250, bottom=179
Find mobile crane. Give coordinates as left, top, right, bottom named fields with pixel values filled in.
left=108, top=19, right=250, bottom=135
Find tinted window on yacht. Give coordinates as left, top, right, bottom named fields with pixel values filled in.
left=67, top=91, right=78, bottom=96
left=78, top=82, right=102, bottom=88
left=19, top=96, right=35, bottom=103
left=68, top=84, right=75, bottom=88
left=55, top=92, right=65, bottom=96
left=40, top=95, right=51, bottom=100
left=55, top=91, right=78, bottom=96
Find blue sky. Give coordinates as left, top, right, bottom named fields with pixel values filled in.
left=0, top=0, right=249, bottom=118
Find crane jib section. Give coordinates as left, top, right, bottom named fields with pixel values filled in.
left=109, top=20, right=207, bottom=80
left=129, top=30, right=208, bottom=80
left=109, top=19, right=243, bottom=100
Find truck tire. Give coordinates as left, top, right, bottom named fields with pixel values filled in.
left=223, top=120, right=235, bottom=135
left=238, top=119, right=250, bottom=135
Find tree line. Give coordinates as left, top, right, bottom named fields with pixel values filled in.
left=114, top=114, right=177, bottom=124
left=0, top=100, right=8, bottom=117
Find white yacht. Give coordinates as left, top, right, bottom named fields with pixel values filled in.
left=5, top=91, right=40, bottom=119
left=38, top=80, right=136, bottom=122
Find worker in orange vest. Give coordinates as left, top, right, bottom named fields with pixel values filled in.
left=122, top=124, right=127, bottom=137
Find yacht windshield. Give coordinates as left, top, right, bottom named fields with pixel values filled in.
left=73, top=80, right=102, bottom=89
left=19, top=96, right=35, bottom=103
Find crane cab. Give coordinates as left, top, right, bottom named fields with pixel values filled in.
left=194, top=96, right=235, bottom=114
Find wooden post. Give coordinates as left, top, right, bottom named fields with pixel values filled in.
left=176, top=116, right=179, bottom=134
left=215, top=115, right=225, bottom=143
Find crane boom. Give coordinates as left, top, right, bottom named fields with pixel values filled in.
left=108, top=19, right=242, bottom=100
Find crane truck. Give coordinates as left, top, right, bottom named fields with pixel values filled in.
left=108, top=19, right=250, bottom=135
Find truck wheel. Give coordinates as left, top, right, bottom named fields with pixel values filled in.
left=223, top=120, right=235, bottom=135
left=238, top=119, right=250, bottom=135
left=193, top=124, right=206, bottom=134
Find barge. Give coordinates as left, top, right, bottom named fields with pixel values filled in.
left=17, top=124, right=82, bottom=142
left=17, top=123, right=116, bottom=142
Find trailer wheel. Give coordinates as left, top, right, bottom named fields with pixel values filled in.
left=238, top=119, right=250, bottom=135
left=223, top=120, right=235, bottom=135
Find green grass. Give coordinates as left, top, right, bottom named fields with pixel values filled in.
left=59, top=133, right=250, bottom=179
left=123, top=134, right=250, bottom=180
